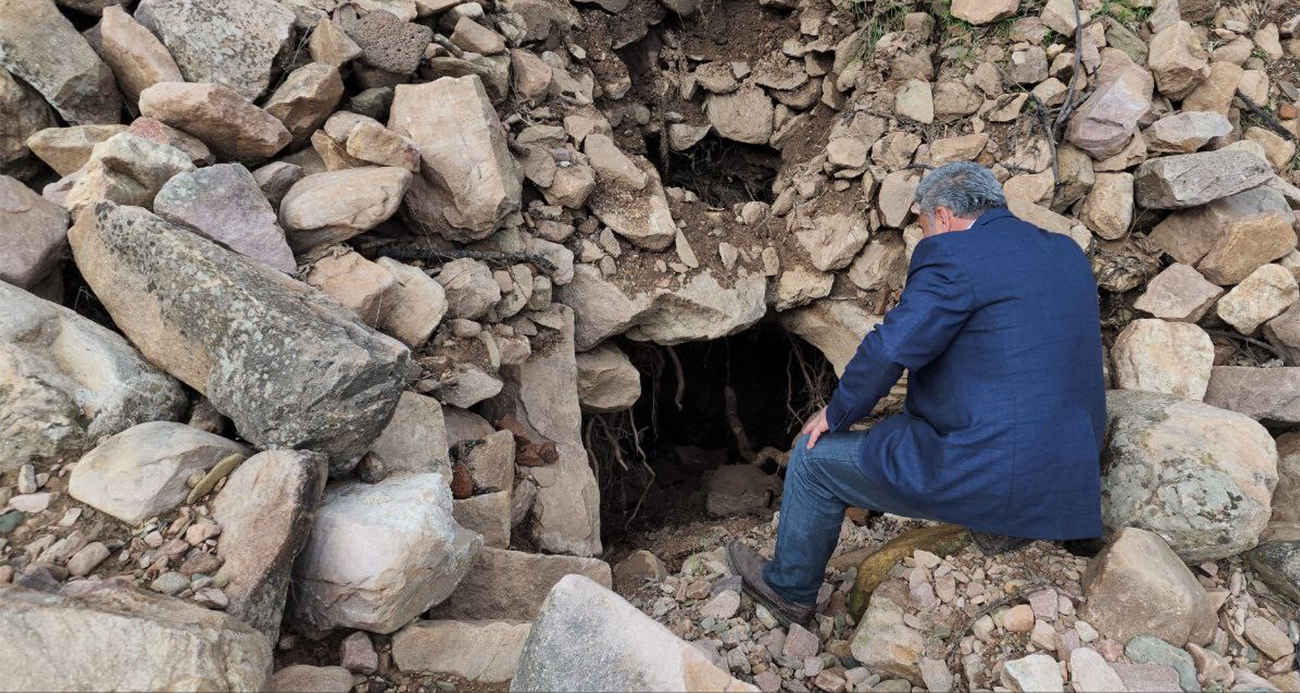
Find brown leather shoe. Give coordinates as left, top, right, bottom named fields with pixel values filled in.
left=724, top=540, right=814, bottom=627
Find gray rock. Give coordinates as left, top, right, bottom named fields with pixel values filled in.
left=392, top=619, right=530, bottom=683
left=430, top=547, right=611, bottom=621
left=1247, top=541, right=1300, bottom=603
left=212, top=450, right=328, bottom=641
left=68, top=202, right=410, bottom=471
left=0, top=0, right=122, bottom=125
left=0, top=67, right=55, bottom=176
left=337, top=5, right=431, bottom=75
left=1134, top=150, right=1274, bottom=209
left=369, top=392, right=451, bottom=477
left=134, top=0, right=296, bottom=101
left=290, top=473, right=481, bottom=636
left=68, top=421, right=250, bottom=524
left=0, top=583, right=272, bottom=691
left=63, top=131, right=195, bottom=216
left=1126, top=636, right=1199, bottom=693
left=575, top=343, right=641, bottom=413
left=269, top=665, right=353, bottom=693
left=0, top=175, right=68, bottom=289
left=1102, top=390, right=1277, bottom=562
left=0, top=280, right=187, bottom=471
left=512, top=574, right=758, bottom=692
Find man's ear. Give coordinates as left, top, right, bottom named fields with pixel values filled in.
left=933, top=206, right=953, bottom=233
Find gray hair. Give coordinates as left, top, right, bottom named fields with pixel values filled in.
left=913, top=161, right=1006, bottom=220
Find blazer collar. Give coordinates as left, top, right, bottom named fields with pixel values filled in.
left=968, top=206, right=1013, bottom=230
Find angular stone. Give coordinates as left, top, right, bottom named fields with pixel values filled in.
left=392, top=619, right=530, bottom=683
left=575, top=343, right=641, bottom=413
left=1182, top=61, right=1243, bottom=115
left=291, top=473, right=481, bottom=636
left=1134, top=263, right=1224, bottom=322
left=851, top=619, right=925, bottom=685
left=0, top=175, right=68, bottom=289
left=126, top=116, right=213, bottom=166
left=1216, top=264, right=1299, bottom=334
left=950, top=0, right=1017, bottom=24
left=1248, top=541, right=1300, bottom=602
left=1008, top=46, right=1048, bottom=85
left=512, top=574, right=757, bottom=692
left=894, top=78, right=934, bottom=124
left=269, top=665, right=352, bottom=693
left=64, top=131, right=195, bottom=215
left=154, top=163, right=296, bottom=273
left=0, top=583, right=272, bottom=690
left=1205, top=367, right=1300, bottom=424
left=780, top=301, right=882, bottom=377
left=1265, top=303, right=1300, bottom=366
left=878, top=170, right=921, bottom=229
left=706, top=85, right=774, bottom=145
left=452, top=490, right=510, bottom=548
left=138, top=82, right=291, bottom=162
left=430, top=547, right=611, bottom=621
left=927, top=133, right=988, bottom=167
left=375, top=257, right=446, bottom=349
left=345, top=121, right=420, bottom=172
left=1149, top=187, right=1293, bottom=268
left=370, top=392, right=451, bottom=477
left=1199, top=212, right=1298, bottom=286
left=1245, top=616, right=1295, bottom=661
left=389, top=76, right=520, bottom=241
left=1134, top=150, right=1273, bottom=209
left=1111, top=319, right=1214, bottom=400
left=97, top=5, right=182, bottom=105
left=1071, top=647, right=1126, bottom=693
left=1125, top=636, right=1199, bottom=693
left=0, top=0, right=122, bottom=125
left=212, top=450, right=327, bottom=641
left=1082, top=172, right=1133, bottom=240
left=134, top=0, right=295, bottom=101
left=1001, top=654, right=1063, bottom=692
left=252, top=161, right=304, bottom=208
left=1144, top=111, right=1232, bottom=153
left=24, top=125, right=126, bottom=177
left=436, top=258, right=500, bottom=320
left=279, top=167, right=411, bottom=254
left=613, top=549, right=668, bottom=591
left=588, top=157, right=678, bottom=251
left=0, top=281, right=187, bottom=470
left=0, top=67, right=55, bottom=176
left=305, top=250, right=398, bottom=326
left=795, top=212, right=870, bottom=272
left=1110, top=662, right=1181, bottom=692
left=1102, top=390, right=1278, bottom=562
left=1149, top=21, right=1210, bottom=99
left=69, top=421, right=250, bottom=524
left=69, top=203, right=409, bottom=469
left=1067, top=49, right=1153, bottom=160
left=263, top=62, right=344, bottom=148
left=337, top=5, right=431, bottom=76
left=309, top=17, right=361, bottom=68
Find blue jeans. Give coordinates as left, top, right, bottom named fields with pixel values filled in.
left=762, top=432, right=936, bottom=606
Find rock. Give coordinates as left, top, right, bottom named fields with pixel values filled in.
left=437, top=258, right=501, bottom=320
left=1144, top=111, right=1232, bottom=154
left=134, top=0, right=295, bottom=101
left=878, top=171, right=921, bottom=229
left=305, top=250, right=397, bottom=326
left=780, top=301, right=883, bottom=376
left=613, top=549, right=668, bottom=590
left=1149, top=22, right=1210, bottom=99
left=1150, top=187, right=1293, bottom=274
left=1133, top=263, right=1224, bottom=322
left=950, top=0, right=1017, bottom=24
left=138, top=82, right=291, bottom=162
left=894, top=79, right=934, bottom=124
left=0, top=281, right=187, bottom=470
left=263, top=63, right=344, bottom=148
left=291, top=473, right=481, bottom=636
left=279, top=167, right=411, bottom=254
left=1266, top=304, right=1300, bottom=366
left=373, top=258, right=445, bottom=348
left=0, top=583, right=272, bottom=690
left=1248, top=542, right=1300, bottom=602
left=575, top=343, right=641, bottom=413
left=453, top=491, right=510, bottom=548
left=1001, top=654, right=1063, bottom=692
left=706, top=465, right=778, bottom=518
left=512, top=574, right=757, bottom=692
left=0, top=0, right=121, bottom=125
left=851, top=620, right=925, bottom=685
left=96, top=5, right=181, bottom=105
left=1082, top=172, right=1134, bottom=240
left=1247, top=128, right=1297, bottom=173
left=430, top=546, right=610, bottom=620
left=846, top=525, right=971, bottom=619
left=451, top=17, right=505, bottom=55
left=1134, top=150, right=1273, bottom=209
left=127, top=117, right=213, bottom=167
left=0, top=67, right=55, bottom=176
left=1004, top=604, right=1035, bottom=633
left=1205, top=367, right=1300, bottom=424
left=1182, top=61, right=1243, bottom=115
left=309, top=17, right=361, bottom=68
left=63, top=131, right=194, bottom=215
left=392, top=619, right=530, bottom=683
left=1198, top=211, right=1299, bottom=286
left=340, top=632, right=377, bottom=675
left=1103, top=391, right=1277, bottom=563
left=66, top=542, right=110, bottom=577
left=706, top=85, right=774, bottom=144
left=1071, top=647, right=1126, bottom=693
left=269, top=665, right=353, bottom=693
left=211, top=450, right=327, bottom=641
left=345, top=121, right=420, bottom=172
left=1009, top=46, right=1049, bottom=85
left=1067, top=49, right=1153, bottom=160
left=69, top=203, right=409, bottom=469
left=1216, top=264, right=1298, bottom=334
left=928, top=133, right=988, bottom=166
left=154, top=163, right=296, bottom=274
left=389, top=76, right=520, bottom=241
left=1111, top=319, right=1214, bottom=400
left=337, top=5, right=431, bottom=75
left=1111, top=662, right=1181, bottom=692
left=1125, top=636, right=1198, bottom=692
left=0, top=175, right=68, bottom=289
left=588, top=157, right=678, bottom=251
left=370, top=392, right=451, bottom=477
left=68, top=421, right=249, bottom=524
left=773, top=268, right=833, bottom=311
left=795, top=212, right=870, bottom=272
left=459, top=429, right=514, bottom=492
left=1245, top=617, right=1294, bottom=661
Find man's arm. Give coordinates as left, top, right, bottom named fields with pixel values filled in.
left=823, top=240, right=976, bottom=433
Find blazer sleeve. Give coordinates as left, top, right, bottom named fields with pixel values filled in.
left=825, top=240, right=976, bottom=432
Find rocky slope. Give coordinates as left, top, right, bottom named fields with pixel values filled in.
left=1, top=0, right=1300, bottom=690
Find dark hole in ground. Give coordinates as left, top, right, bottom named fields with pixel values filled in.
left=587, top=321, right=835, bottom=546
left=644, top=132, right=781, bottom=208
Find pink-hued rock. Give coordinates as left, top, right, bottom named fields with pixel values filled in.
left=1066, top=49, right=1153, bottom=160
left=0, top=174, right=69, bottom=288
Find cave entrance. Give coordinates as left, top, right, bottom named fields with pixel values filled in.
left=644, top=132, right=782, bottom=208
left=586, top=321, right=836, bottom=546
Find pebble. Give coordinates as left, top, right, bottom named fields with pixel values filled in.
left=1245, top=617, right=1296, bottom=660
left=756, top=604, right=779, bottom=629
left=57, top=507, right=82, bottom=527
left=1075, top=619, right=1099, bottom=643
left=784, top=623, right=820, bottom=660
left=1004, top=604, right=1035, bottom=632
left=184, top=521, right=221, bottom=545
left=8, top=493, right=52, bottom=513
left=67, top=542, right=110, bottom=577
left=701, top=590, right=741, bottom=620
left=193, top=587, right=228, bottom=609
left=1028, top=587, right=1058, bottom=621
left=150, top=571, right=191, bottom=596
left=755, top=670, right=782, bottom=692
left=17, top=465, right=37, bottom=495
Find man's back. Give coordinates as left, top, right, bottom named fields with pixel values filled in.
left=857, top=208, right=1106, bottom=540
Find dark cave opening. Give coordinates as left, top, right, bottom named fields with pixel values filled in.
left=587, top=322, right=836, bottom=542
left=644, top=131, right=782, bottom=208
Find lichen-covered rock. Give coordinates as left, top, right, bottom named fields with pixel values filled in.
left=1101, top=389, right=1278, bottom=562
left=68, top=202, right=409, bottom=471
left=0, top=0, right=122, bottom=125
left=63, top=132, right=195, bottom=215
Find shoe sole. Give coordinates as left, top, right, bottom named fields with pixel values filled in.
left=724, top=545, right=810, bottom=629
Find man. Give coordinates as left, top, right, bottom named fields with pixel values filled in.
left=727, top=161, right=1106, bottom=625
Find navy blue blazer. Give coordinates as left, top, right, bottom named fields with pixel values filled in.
left=825, top=207, right=1105, bottom=540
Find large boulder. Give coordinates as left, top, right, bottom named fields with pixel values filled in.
left=389, top=75, right=520, bottom=241
left=0, top=67, right=55, bottom=176
left=430, top=547, right=612, bottom=621
left=133, top=0, right=296, bottom=101
left=0, top=280, right=187, bottom=471
left=1066, top=49, right=1153, bottom=160
left=211, top=450, right=328, bottom=642
left=0, top=0, right=122, bottom=125
left=96, top=5, right=183, bottom=105
left=68, top=203, right=410, bottom=470
left=1110, top=319, right=1214, bottom=400
left=68, top=421, right=251, bottom=524
left=138, top=82, right=291, bottom=162
left=290, top=473, right=481, bottom=636
left=1134, top=150, right=1274, bottom=209
left=0, top=583, right=273, bottom=691
left=0, top=174, right=68, bottom=288
left=392, top=619, right=531, bottom=683
left=1102, top=389, right=1278, bottom=562
left=513, top=575, right=758, bottom=692
left=1081, top=527, right=1215, bottom=646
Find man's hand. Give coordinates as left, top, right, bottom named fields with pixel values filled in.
left=800, top=407, right=830, bottom=449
